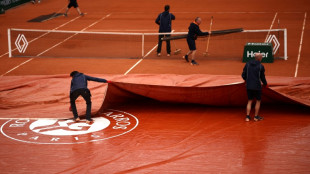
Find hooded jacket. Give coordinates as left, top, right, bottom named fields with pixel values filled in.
left=187, top=22, right=205, bottom=40
left=155, top=11, right=175, bottom=32
left=70, top=73, right=107, bottom=94
left=242, top=59, right=267, bottom=90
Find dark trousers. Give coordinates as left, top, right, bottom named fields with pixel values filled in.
left=157, top=34, right=171, bottom=54
left=70, top=88, right=92, bottom=120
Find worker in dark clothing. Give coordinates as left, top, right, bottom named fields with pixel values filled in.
left=183, top=17, right=209, bottom=65
left=242, top=53, right=268, bottom=122
left=69, top=71, right=109, bottom=124
left=64, top=0, right=84, bottom=17
left=31, top=0, right=40, bottom=4
left=155, top=5, right=175, bottom=57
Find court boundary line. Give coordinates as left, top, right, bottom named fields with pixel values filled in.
left=117, top=11, right=304, bottom=14
left=124, top=44, right=158, bottom=75
left=36, top=13, right=112, bottom=57
left=265, top=12, right=278, bottom=42
left=1, top=13, right=112, bottom=76
left=294, top=12, right=307, bottom=77
left=0, top=16, right=81, bottom=58
left=1, top=58, right=34, bottom=76
left=123, top=29, right=176, bottom=75
left=86, top=29, right=160, bottom=32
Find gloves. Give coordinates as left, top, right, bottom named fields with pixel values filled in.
left=107, top=80, right=112, bottom=83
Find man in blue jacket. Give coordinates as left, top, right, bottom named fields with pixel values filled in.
left=155, top=5, right=175, bottom=57
left=70, top=71, right=109, bottom=124
left=183, top=17, right=208, bottom=65
left=242, top=53, right=268, bottom=122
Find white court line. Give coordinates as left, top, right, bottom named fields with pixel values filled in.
left=294, top=12, right=307, bottom=78
left=1, top=14, right=112, bottom=76
left=117, top=11, right=304, bottom=14
left=87, top=29, right=159, bottom=32
left=1, top=58, right=34, bottom=76
left=123, top=29, right=175, bottom=75
left=36, top=13, right=111, bottom=57
left=175, top=12, right=303, bottom=14
left=0, top=16, right=81, bottom=58
left=0, top=118, right=69, bottom=120
left=265, top=12, right=278, bottom=42
left=123, top=45, right=158, bottom=75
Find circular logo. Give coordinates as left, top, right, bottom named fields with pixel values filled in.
left=1, top=109, right=138, bottom=144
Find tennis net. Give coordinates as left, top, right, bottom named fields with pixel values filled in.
left=8, top=28, right=287, bottom=60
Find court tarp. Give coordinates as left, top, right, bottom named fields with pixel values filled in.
left=0, top=74, right=309, bottom=118
left=99, top=74, right=310, bottom=110
left=27, top=13, right=64, bottom=22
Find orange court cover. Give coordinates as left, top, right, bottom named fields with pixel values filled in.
left=0, top=74, right=309, bottom=119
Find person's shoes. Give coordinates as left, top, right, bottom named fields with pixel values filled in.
left=31, top=0, right=35, bottom=4
left=245, top=115, right=251, bottom=122
left=38, top=0, right=40, bottom=3
left=157, top=53, right=161, bottom=57
left=64, top=13, right=68, bottom=17
left=80, top=13, right=84, bottom=16
left=86, top=119, right=94, bottom=124
left=254, top=115, right=264, bottom=121
left=74, top=117, right=80, bottom=122
left=167, top=54, right=170, bottom=57
left=191, top=60, right=199, bottom=65
left=183, top=55, right=189, bottom=62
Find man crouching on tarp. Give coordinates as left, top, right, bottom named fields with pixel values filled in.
left=69, top=71, right=110, bottom=124
left=242, top=53, right=268, bottom=122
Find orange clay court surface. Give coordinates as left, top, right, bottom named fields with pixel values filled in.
left=0, top=0, right=310, bottom=173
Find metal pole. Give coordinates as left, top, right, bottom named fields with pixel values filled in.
left=142, top=33, right=144, bottom=57
left=8, top=28, right=12, bottom=58
left=284, top=28, right=288, bottom=60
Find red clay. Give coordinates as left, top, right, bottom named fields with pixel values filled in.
left=0, top=0, right=310, bottom=173
left=0, top=0, right=310, bottom=76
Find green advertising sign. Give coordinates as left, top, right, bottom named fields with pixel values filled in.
left=242, top=43, right=274, bottom=63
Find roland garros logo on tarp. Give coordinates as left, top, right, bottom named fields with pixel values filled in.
left=1, top=110, right=138, bottom=144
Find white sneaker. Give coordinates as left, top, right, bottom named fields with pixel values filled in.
left=167, top=54, right=170, bottom=57
left=157, top=53, right=161, bottom=57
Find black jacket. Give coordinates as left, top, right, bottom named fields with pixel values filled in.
left=70, top=73, right=107, bottom=94
left=187, top=22, right=205, bottom=40
left=242, top=60, right=267, bottom=90
left=155, top=11, right=175, bottom=32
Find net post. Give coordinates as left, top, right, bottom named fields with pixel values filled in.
left=284, top=28, right=288, bottom=60
left=7, top=28, right=12, bottom=58
left=142, top=33, right=145, bottom=57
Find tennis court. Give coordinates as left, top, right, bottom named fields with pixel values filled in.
left=0, top=0, right=310, bottom=173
